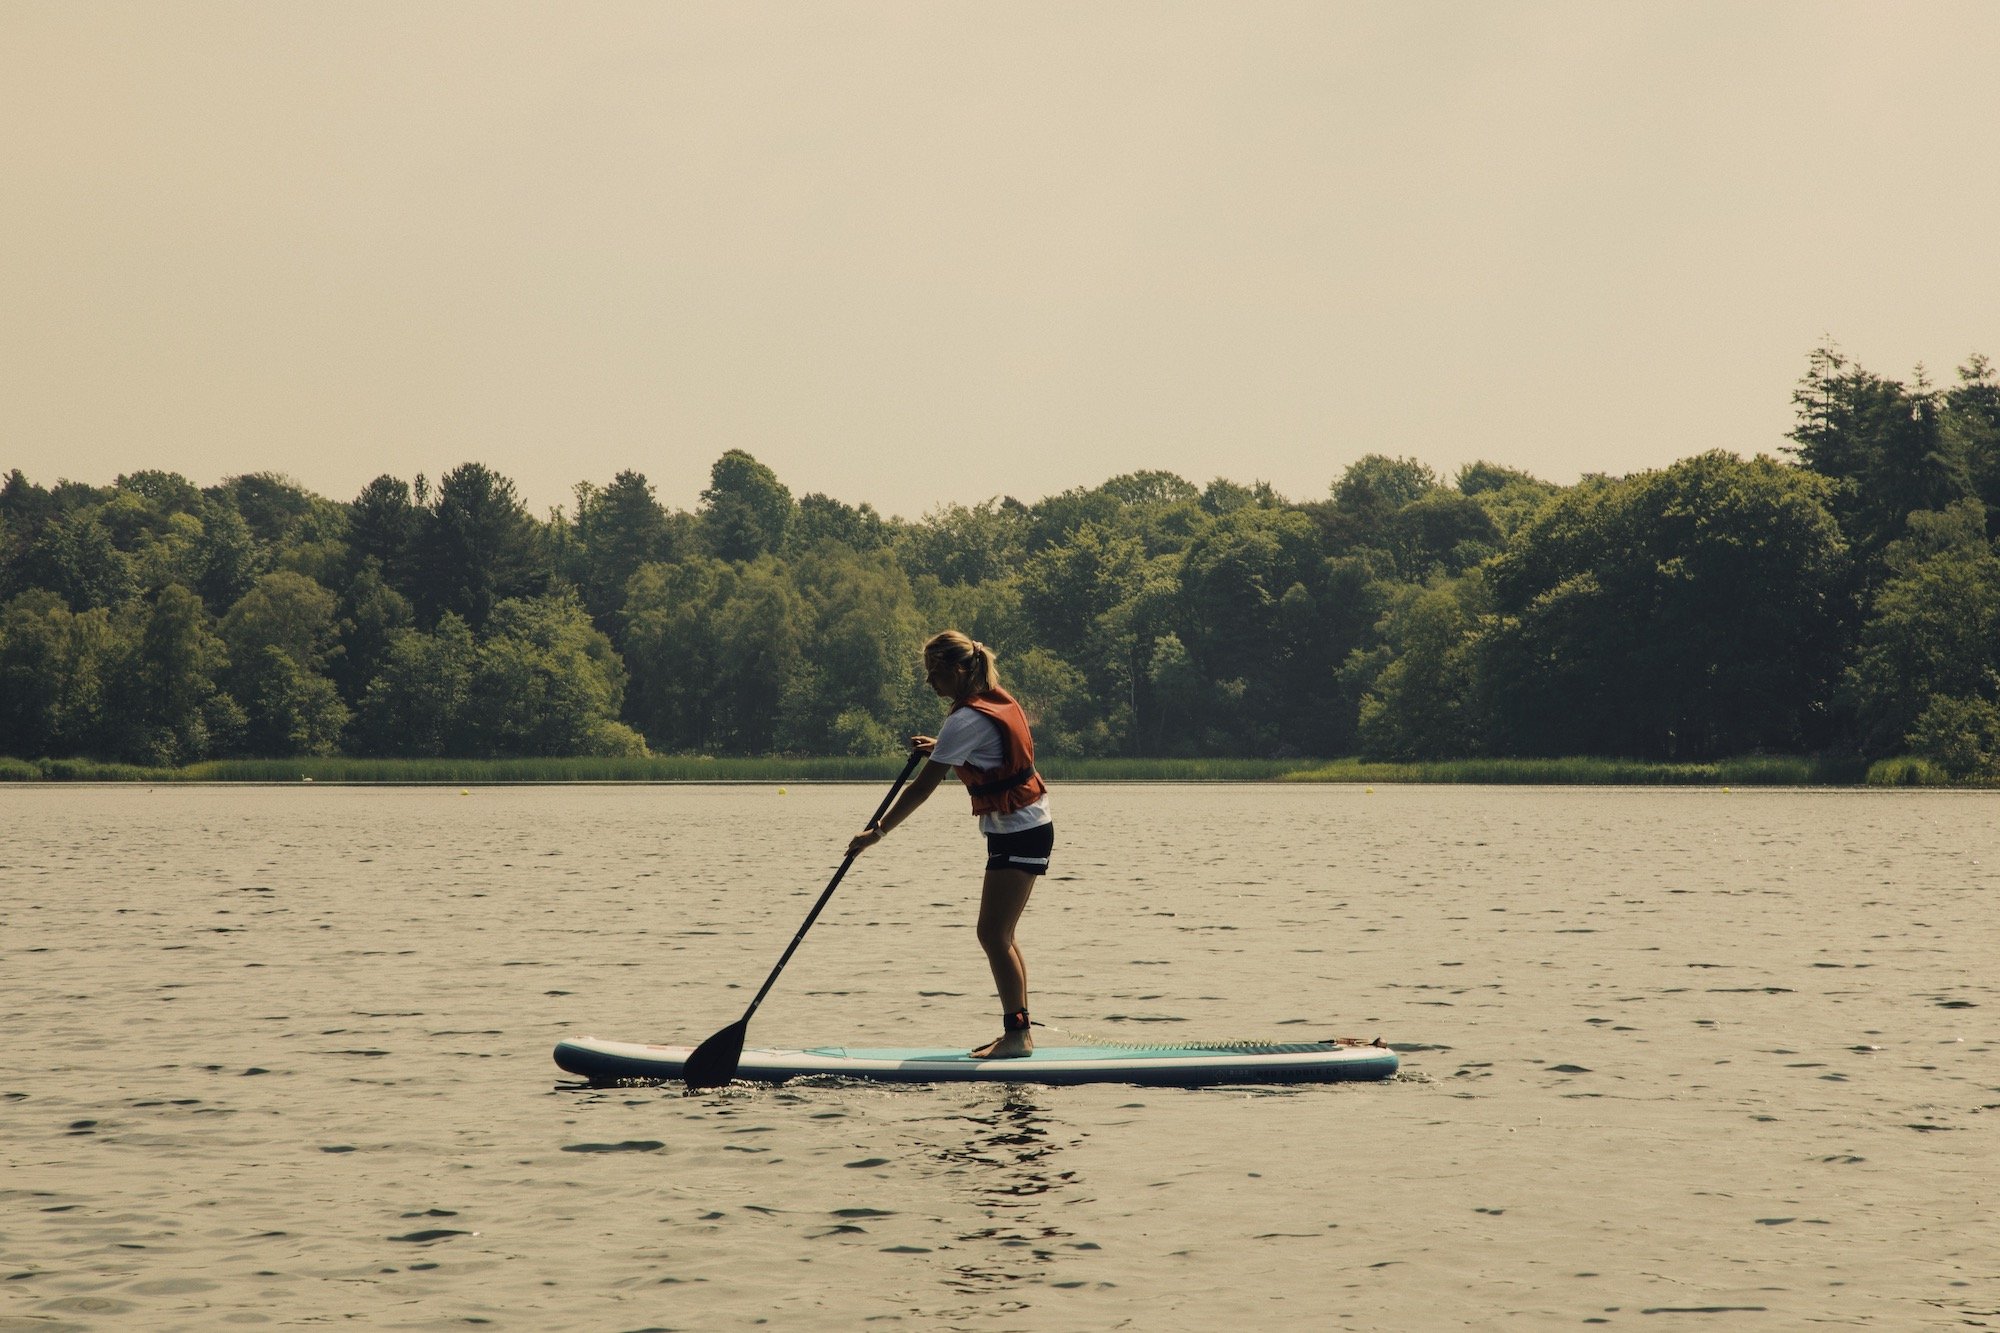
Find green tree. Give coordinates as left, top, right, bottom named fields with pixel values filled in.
left=16, top=510, right=134, bottom=611
left=1335, top=454, right=1441, bottom=511
left=626, top=557, right=804, bottom=754
left=1199, top=477, right=1281, bottom=516
left=1098, top=553, right=1190, bottom=754
left=219, top=571, right=348, bottom=757
left=1101, top=470, right=1200, bottom=508
left=898, top=500, right=1027, bottom=586
left=0, top=470, right=60, bottom=573
left=209, top=473, right=348, bottom=584
left=1173, top=506, right=1331, bottom=752
left=706, top=559, right=805, bottom=752
left=231, top=645, right=350, bottom=756
left=467, top=592, right=643, bottom=757
left=1949, top=355, right=2000, bottom=531
left=1007, top=646, right=1098, bottom=756
left=1357, top=579, right=1484, bottom=759
left=1843, top=501, right=2000, bottom=754
left=119, top=583, right=241, bottom=765
left=1317, top=454, right=1445, bottom=558
left=347, top=475, right=423, bottom=600
left=1786, top=346, right=1976, bottom=571
left=699, top=450, right=792, bottom=562
left=220, top=571, right=342, bottom=671
left=417, top=463, right=545, bottom=630
left=1016, top=525, right=1148, bottom=749
left=571, top=471, right=677, bottom=625
left=115, top=470, right=205, bottom=516
left=332, top=561, right=414, bottom=707
left=192, top=499, right=266, bottom=614
left=789, top=493, right=889, bottom=555
left=1022, top=485, right=1126, bottom=554
left=1384, top=491, right=1503, bottom=580
left=628, top=548, right=816, bottom=752
left=1069, top=471, right=1211, bottom=560
left=828, top=708, right=900, bottom=756
left=1906, top=693, right=2000, bottom=779
left=1485, top=452, right=1850, bottom=758
left=353, top=615, right=478, bottom=757
left=1456, top=462, right=1563, bottom=537
left=1143, top=632, right=1208, bottom=756
left=96, top=484, right=175, bottom=550
left=778, top=547, right=921, bottom=752
left=1018, top=524, right=1144, bottom=669
left=0, top=591, right=122, bottom=757
left=129, top=511, right=208, bottom=594
left=622, top=556, right=735, bottom=752
left=68, top=477, right=212, bottom=599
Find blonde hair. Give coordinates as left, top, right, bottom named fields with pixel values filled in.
left=923, top=629, right=999, bottom=699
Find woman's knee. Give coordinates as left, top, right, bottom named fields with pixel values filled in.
left=975, top=867, right=1033, bottom=954
left=976, top=917, right=1014, bottom=955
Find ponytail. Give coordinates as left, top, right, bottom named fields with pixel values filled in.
left=923, top=629, right=1000, bottom=699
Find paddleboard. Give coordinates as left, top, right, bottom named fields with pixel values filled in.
left=553, top=1035, right=1398, bottom=1087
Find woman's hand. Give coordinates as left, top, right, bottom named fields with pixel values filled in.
left=848, top=748, right=942, bottom=858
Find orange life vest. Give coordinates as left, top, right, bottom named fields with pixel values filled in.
left=951, top=688, right=1047, bottom=816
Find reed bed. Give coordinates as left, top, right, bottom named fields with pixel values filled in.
left=15, top=757, right=181, bottom=782
left=1283, top=755, right=1873, bottom=785
left=184, top=756, right=910, bottom=783
left=0, top=752, right=1959, bottom=785
left=0, top=755, right=1319, bottom=783
left=1042, top=757, right=1310, bottom=782
left=1863, top=756, right=1957, bottom=786
left=17, top=756, right=1220, bottom=784
left=0, top=755, right=887, bottom=783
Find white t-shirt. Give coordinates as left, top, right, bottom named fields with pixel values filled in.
left=930, top=706, right=1052, bottom=835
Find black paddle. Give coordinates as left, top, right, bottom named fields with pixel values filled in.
left=682, top=749, right=926, bottom=1091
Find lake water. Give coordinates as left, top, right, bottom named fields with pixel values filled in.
left=2, top=783, right=1996, bottom=1330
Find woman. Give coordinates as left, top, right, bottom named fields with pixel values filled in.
left=847, top=630, right=1053, bottom=1058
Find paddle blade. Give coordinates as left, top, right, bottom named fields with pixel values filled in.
left=683, top=1018, right=748, bottom=1091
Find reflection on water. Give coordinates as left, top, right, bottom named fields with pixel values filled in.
left=924, top=1089, right=1081, bottom=1292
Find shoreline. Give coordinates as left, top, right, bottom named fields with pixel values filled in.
left=0, top=754, right=1982, bottom=787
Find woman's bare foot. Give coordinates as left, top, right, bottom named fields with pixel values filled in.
left=969, top=1029, right=1033, bottom=1059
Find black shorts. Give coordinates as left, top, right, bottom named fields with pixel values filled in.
left=985, top=822, right=1055, bottom=876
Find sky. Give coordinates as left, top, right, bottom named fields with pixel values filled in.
left=4, top=2, right=1998, bottom=521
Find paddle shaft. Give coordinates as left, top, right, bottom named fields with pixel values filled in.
left=735, top=749, right=924, bottom=1024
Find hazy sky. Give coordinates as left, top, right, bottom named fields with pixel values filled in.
left=5, top=2, right=1998, bottom=520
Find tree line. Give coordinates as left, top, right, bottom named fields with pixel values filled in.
left=5, top=345, right=2000, bottom=777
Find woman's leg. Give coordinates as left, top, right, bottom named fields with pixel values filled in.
left=970, top=865, right=1035, bottom=1057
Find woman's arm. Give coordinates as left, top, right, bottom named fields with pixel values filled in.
left=847, top=754, right=949, bottom=856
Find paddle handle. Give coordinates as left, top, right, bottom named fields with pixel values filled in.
left=738, top=749, right=925, bottom=1023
